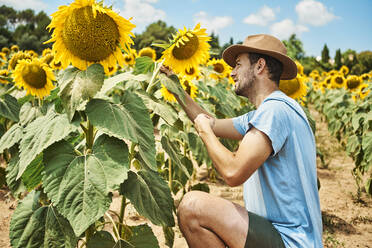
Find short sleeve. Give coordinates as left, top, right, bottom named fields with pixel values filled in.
left=247, top=100, right=289, bottom=156
left=232, top=111, right=256, bottom=136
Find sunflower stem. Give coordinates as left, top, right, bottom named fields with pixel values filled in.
left=169, top=159, right=172, bottom=191
left=118, top=196, right=127, bottom=238
left=86, top=120, right=94, bottom=150
left=146, top=59, right=164, bottom=94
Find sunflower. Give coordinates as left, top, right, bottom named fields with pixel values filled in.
left=161, top=23, right=210, bottom=74
left=138, top=47, right=156, bottom=61
left=207, top=58, right=231, bottom=80
left=330, top=74, right=346, bottom=89
left=42, top=53, right=54, bottom=65
left=50, top=58, right=63, bottom=70
left=360, top=73, right=371, bottom=81
left=295, top=61, right=304, bottom=76
left=358, top=83, right=370, bottom=100
left=179, top=65, right=200, bottom=81
left=279, top=74, right=308, bottom=102
left=323, top=76, right=332, bottom=89
left=123, top=48, right=137, bottom=66
left=26, top=50, right=38, bottom=58
left=8, top=51, right=32, bottom=71
left=45, top=0, right=136, bottom=75
left=180, top=77, right=198, bottom=99
left=42, top=48, right=53, bottom=57
left=228, top=76, right=235, bottom=85
left=160, top=84, right=177, bottom=102
left=0, top=52, right=7, bottom=67
left=328, top=70, right=338, bottom=76
left=0, top=69, right=9, bottom=84
left=339, top=65, right=349, bottom=76
left=1, top=47, right=10, bottom=56
left=11, top=45, right=19, bottom=53
left=13, top=58, right=55, bottom=99
left=345, top=75, right=362, bottom=92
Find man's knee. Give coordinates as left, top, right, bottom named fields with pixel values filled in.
left=177, top=191, right=207, bottom=225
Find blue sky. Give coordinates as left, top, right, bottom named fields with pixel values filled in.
left=1, top=0, right=371, bottom=57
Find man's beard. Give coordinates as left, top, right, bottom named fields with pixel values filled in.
left=234, top=73, right=256, bottom=97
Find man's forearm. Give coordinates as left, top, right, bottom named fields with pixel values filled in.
left=174, top=91, right=213, bottom=123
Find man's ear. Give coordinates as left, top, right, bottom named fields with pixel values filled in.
left=256, top=58, right=266, bottom=73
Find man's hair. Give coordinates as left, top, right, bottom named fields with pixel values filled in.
left=247, top=53, right=283, bottom=84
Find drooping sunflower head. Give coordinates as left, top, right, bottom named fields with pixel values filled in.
left=8, top=51, right=32, bottom=71
left=330, top=74, right=346, bottom=89
left=0, top=69, right=9, bottom=84
left=179, top=65, right=200, bottom=81
left=279, top=74, right=308, bottom=103
left=45, top=0, right=136, bottom=75
left=13, top=58, right=55, bottom=99
left=0, top=52, right=7, bottom=67
left=1, top=47, right=10, bottom=56
left=50, top=58, right=63, bottom=70
left=138, top=47, right=156, bottom=61
left=26, top=50, right=38, bottom=58
left=161, top=23, right=210, bottom=74
left=345, top=75, right=362, bottom=92
left=339, top=65, right=349, bottom=76
left=180, top=77, right=198, bottom=99
left=11, top=45, right=19, bottom=53
left=42, top=53, right=54, bottom=65
left=123, top=48, right=137, bottom=66
left=207, top=58, right=231, bottom=80
left=160, top=84, right=177, bottom=102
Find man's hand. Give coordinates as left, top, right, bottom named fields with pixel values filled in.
left=159, top=65, right=175, bottom=77
left=194, top=114, right=215, bottom=135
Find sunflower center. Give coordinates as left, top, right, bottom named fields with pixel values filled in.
left=21, top=65, right=47, bottom=89
left=183, top=80, right=191, bottom=94
left=280, top=79, right=300, bottom=95
left=172, top=34, right=199, bottom=60
left=213, top=63, right=224, bottom=73
left=62, top=6, right=120, bottom=62
left=185, top=67, right=195, bottom=75
left=347, top=79, right=360, bottom=89
left=335, top=77, right=343, bottom=85
left=124, top=55, right=132, bottom=62
left=140, top=51, right=154, bottom=59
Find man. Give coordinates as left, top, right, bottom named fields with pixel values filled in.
left=161, top=34, right=323, bottom=247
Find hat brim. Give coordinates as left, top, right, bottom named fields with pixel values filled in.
left=222, top=44, right=297, bottom=80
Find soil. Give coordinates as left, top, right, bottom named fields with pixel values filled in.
left=1, top=106, right=371, bottom=248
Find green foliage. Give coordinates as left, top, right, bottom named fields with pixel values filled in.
left=334, top=49, right=342, bottom=70
left=357, top=51, right=372, bottom=72
left=282, top=34, right=305, bottom=60
left=321, top=44, right=330, bottom=64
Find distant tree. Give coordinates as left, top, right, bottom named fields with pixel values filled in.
left=334, top=49, right=342, bottom=70
left=357, top=51, right=372, bottom=73
left=282, top=34, right=305, bottom=60
left=219, top=37, right=234, bottom=58
left=132, top=20, right=176, bottom=60
left=342, top=49, right=358, bottom=71
left=321, top=44, right=330, bottom=64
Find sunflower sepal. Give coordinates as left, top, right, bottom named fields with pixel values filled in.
left=152, top=42, right=171, bottom=50
left=58, top=64, right=105, bottom=121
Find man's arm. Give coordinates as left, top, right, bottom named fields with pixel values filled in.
left=194, top=114, right=273, bottom=187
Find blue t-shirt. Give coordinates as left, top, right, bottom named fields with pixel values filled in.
left=233, top=90, right=323, bottom=248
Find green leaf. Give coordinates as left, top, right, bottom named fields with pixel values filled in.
left=159, top=74, right=185, bottom=105
left=5, top=151, right=23, bottom=194
left=362, top=132, right=372, bottom=163
left=161, top=136, right=191, bottom=178
left=0, top=123, right=23, bottom=153
left=9, top=191, right=78, bottom=248
left=120, top=170, right=175, bottom=227
left=136, top=90, right=178, bottom=125
left=19, top=102, right=42, bottom=126
left=163, top=226, right=174, bottom=248
left=352, top=113, right=365, bottom=131
left=0, top=94, right=20, bottom=121
left=59, top=64, right=105, bottom=121
left=191, top=183, right=210, bottom=193
left=86, top=231, right=115, bottom=248
left=96, top=72, right=150, bottom=97
left=17, top=108, right=78, bottom=179
left=86, top=91, right=157, bottom=170
left=124, top=224, right=160, bottom=248
left=43, top=134, right=129, bottom=236
left=21, top=153, right=44, bottom=191
left=133, top=56, right=155, bottom=75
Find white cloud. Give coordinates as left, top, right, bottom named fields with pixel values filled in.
left=296, top=0, right=337, bottom=26
left=120, top=0, right=166, bottom=25
left=270, top=19, right=309, bottom=39
left=243, top=5, right=277, bottom=26
left=0, top=0, right=47, bottom=11
left=193, top=11, right=233, bottom=34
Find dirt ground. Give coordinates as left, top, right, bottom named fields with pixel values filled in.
left=1, top=106, right=371, bottom=247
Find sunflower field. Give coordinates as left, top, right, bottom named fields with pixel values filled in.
left=0, top=0, right=371, bottom=247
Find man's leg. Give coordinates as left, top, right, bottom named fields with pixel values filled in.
left=177, top=190, right=249, bottom=248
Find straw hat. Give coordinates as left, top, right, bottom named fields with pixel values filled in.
left=222, top=34, right=297, bottom=80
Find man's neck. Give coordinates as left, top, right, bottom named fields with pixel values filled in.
left=248, top=79, right=279, bottom=108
